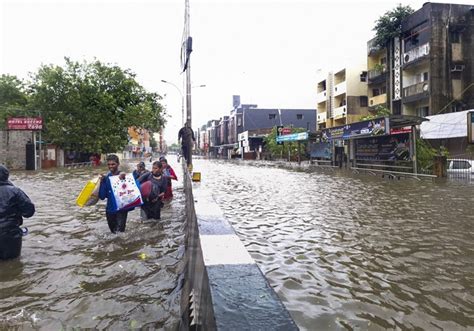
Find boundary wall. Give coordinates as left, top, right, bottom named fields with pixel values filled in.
left=179, top=166, right=298, bottom=330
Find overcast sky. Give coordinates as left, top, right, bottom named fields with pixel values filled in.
left=1, top=0, right=472, bottom=144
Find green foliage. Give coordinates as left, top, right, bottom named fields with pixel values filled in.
left=264, top=127, right=306, bottom=158
left=373, top=4, right=414, bottom=48
left=0, top=75, right=31, bottom=129
left=29, top=58, right=166, bottom=153
left=360, top=105, right=391, bottom=121
left=416, top=138, right=436, bottom=171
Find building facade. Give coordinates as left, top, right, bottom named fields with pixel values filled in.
left=316, top=65, right=369, bottom=130
left=367, top=2, right=474, bottom=117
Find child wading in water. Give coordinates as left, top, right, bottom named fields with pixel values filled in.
left=139, top=161, right=168, bottom=220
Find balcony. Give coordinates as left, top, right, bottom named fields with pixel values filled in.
left=316, top=91, right=327, bottom=103
left=368, top=65, right=387, bottom=82
left=403, top=81, right=429, bottom=103
left=333, top=106, right=346, bottom=119
left=317, top=112, right=327, bottom=123
left=403, top=43, right=429, bottom=66
left=333, top=81, right=346, bottom=97
left=369, top=93, right=387, bottom=107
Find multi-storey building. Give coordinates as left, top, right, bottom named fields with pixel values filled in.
left=367, top=2, right=474, bottom=117
left=316, top=65, right=369, bottom=130
left=199, top=95, right=316, bottom=158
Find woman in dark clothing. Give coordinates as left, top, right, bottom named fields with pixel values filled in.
left=140, top=161, right=167, bottom=220
left=0, top=165, right=35, bottom=260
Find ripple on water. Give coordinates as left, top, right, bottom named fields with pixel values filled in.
left=1, top=162, right=185, bottom=330
left=197, top=159, right=474, bottom=331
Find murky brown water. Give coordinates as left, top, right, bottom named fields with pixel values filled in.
left=0, top=160, right=185, bottom=330
left=195, top=159, right=474, bottom=331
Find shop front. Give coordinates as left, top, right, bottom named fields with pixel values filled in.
left=320, top=116, right=426, bottom=173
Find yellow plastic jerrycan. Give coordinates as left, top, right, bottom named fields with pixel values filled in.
left=76, top=177, right=100, bottom=207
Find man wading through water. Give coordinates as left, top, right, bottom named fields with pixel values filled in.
left=99, top=155, right=135, bottom=233
left=0, top=165, right=35, bottom=260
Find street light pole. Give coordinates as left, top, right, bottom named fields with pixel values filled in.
left=161, top=79, right=185, bottom=126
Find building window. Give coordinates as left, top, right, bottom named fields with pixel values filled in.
left=269, top=114, right=276, bottom=120
left=372, top=88, right=380, bottom=97
left=417, top=106, right=429, bottom=117
left=423, top=72, right=429, bottom=81
left=360, top=71, right=367, bottom=82
left=296, top=114, right=303, bottom=120
left=451, top=31, right=461, bottom=43
left=360, top=96, right=368, bottom=107
left=237, top=117, right=242, bottom=126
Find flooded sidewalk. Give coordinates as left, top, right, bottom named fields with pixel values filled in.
left=0, top=161, right=185, bottom=330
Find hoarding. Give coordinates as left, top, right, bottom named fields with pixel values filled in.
left=276, top=132, right=308, bottom=142
left=321, top=117, right=389, bottom=141
left=7, top=117, right=43, bottom=130
left=355, top=133, right=411, bottom=161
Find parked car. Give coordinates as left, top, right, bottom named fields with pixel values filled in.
left=447, top=159, right=474, bottom=177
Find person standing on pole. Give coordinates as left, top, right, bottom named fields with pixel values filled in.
left=178, top=123, right=195, bottom=165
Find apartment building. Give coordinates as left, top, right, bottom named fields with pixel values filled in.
left=316, top=65, right=369, bottom=130
left=367, top=2, right=474, bottom=117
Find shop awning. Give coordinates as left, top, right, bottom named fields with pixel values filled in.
left=420, top=110, right=471, bottom=139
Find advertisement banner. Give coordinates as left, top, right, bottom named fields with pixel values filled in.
left=321, top=117, right=389, bottom=141
left=309, top=142, right=332, bottom=159
left=355, top=133, right=411, bottom=161
left=7, top=117, right=43, bottom=130
left=276, top=132, right=308, bottom=142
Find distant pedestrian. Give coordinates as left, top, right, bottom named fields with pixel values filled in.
left=161, top=158, right=177, bottom=199
left=139, top=161, right=168, bottom=220
left=178, top=123, right=195, bottom=165
left=132, top=161, right=149, bottom=180
left=0, top=165, right=35, bottom=260
left=99, top=155, right=135, bottom=234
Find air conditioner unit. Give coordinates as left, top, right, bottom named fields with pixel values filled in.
left=422, top=44, right=430, bottom=56
left=451, top=65, right=465, bottom=72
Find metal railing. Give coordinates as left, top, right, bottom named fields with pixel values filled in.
left=403, top=81, right=429, bottom=97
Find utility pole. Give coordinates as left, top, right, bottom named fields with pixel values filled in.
left=183, top=0, right=193, bottom=168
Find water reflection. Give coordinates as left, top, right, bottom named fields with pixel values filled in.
left=197, top=159, right=474, bottom=331
left=0, top=162, right=184, bottom=330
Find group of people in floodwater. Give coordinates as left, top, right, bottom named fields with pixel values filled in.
left=0, top=155, right=178, bottom=260
left=100, top=154, right=177, bottom=234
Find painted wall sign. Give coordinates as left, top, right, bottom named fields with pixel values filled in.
left=7, top=117, right=43, bottom=130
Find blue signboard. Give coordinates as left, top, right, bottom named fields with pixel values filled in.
left=309, top=142, right=331, bottom=159
left=276, top=132, right=308, bottom=142
left=321, top=117, right=390, bottom=141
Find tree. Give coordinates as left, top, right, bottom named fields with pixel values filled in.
left=29, top=58, right=166, bottom=153
left=0, top=75, right=30, bottom=129
left=373, top=4, right=414, bottom=48
left=264, top=127, right=307, bottom=159
left=360, top=105, right=391, bottom=121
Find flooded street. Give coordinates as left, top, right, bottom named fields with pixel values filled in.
left=195, top=159, right=474, bottom=331
left=0, top=161, right=185, bottom=330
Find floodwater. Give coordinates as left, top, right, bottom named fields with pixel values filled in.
left=0, top=160, right=185, bottom=330
left=195, top=159, right=474, bottom=331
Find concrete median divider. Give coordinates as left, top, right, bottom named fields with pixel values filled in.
left=180, top=165, right=298, bottom=330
